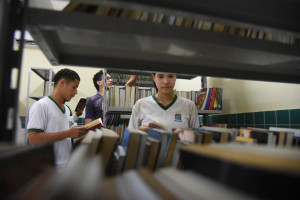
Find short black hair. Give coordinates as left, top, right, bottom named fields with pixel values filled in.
left=152, top=73, right=158, bottom=92
left=54, top=68, right=80, bottom=87
left=93, top=70, right=103, bottom=91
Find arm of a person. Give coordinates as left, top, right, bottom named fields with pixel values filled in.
left=28, top=126, right=87, bottom=145
left=84, top=97, right=93, bottom=125
left=70, top=108, right=83, bottom=123
left=70, top=114, right=78, bottom=124
left=125, top=75, right=138, bottom=87
left=128, top=101, right=148, bottom=131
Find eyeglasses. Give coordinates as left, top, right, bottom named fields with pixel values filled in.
left=100, top=75, right=112, bottom=81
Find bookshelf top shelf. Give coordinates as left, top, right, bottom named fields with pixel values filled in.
left=31, top=67, right=55, bottom=82
left=27, top=1, right=300, bottom=84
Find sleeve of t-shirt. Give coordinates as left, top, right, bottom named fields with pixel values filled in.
left=189, top=102, right=200, bottom=128
left=128, top=101, right=140, bottom=130
left=85, top=97, right=94, bottom=119
left=69, top=114, right=78, bottom=124
left=27, top=102, right=46, bottom=132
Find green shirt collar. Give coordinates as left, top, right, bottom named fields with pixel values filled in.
left=152, top=94, right=177, bottom=110
left=48, top=96, right=65, bottom=113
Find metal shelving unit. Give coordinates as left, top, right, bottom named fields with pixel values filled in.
left=0, top=1, right=299, bottom=198
left=26, top=1, right=300, bottom=84
left=24, top=67, right=55, bottom=143
left=1, top=0, right=300, bottom=141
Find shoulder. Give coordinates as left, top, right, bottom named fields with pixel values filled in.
left=88, top=94, right=100, bottom=100
left=30, top=97, right=50, bottom=114
left=176, top=96, right=197, bottom=109
left=176, top=96, right=194, bottom=104
left=132, top=96, right=154, bottom=111
left=135, top=95, right=153, bottom=105
left=33, top=97, right=49, bottom=107
left=87, top=94, right=101, bottom=102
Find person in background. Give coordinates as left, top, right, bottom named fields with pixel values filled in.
left=85, top=70, right=120, bottom=126
left=125, top=75, right=138, bottom=86
left=128, top=73, right=199, bottom=132
left=27, top=68, right=87, bottom=170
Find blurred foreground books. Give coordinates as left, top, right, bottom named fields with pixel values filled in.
left=2, top=127, right=300, bottom=199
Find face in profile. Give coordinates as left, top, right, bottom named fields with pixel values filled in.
left=62, top=79, right=79, bottom=102
left=152, top=73, right=176, bottom=94
left=97, top=73, right=113, bottom=90
left=106, top=74, right=113, bottom=89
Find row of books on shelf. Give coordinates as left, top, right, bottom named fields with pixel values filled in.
left=110, top=73, right=154, bottom=87
left=108, top=86, right=223, bottom=111
left=108, top=86, right=156, bottom=108
left=175, top=90, right=200, bottom=107
left=84, top=117, right=300, bottom=149
left=74, top=122, right=181, bottom=175
left=81, top=119, right=300, bottom=190
left=63, top=2, right=300, bottom=46
left=172, top=125, right=300, bottom=148
left=9, top=129, right=300, bottom=199
left=196, top=87, right=223, bottom=110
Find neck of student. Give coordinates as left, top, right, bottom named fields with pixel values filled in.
left=99, top=86, right=104, bottom=96
left=155, top=91, right=175, bottom=106
left=50, top=92, right=65, bottom=110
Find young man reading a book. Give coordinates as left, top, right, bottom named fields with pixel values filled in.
left=27, top=68, right=87, bottom=170
left=85, top=70, right=120, bottom=126
left=128, top=73, right=199, bottom=132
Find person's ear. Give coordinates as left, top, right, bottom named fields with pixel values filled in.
left=152, top=74, right=155, bottom=82
left=97, top=80, right=102, bottom=86
left=58, top=79, right=66, bottom=87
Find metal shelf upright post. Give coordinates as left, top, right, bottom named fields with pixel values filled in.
left=24, top=67, right=55, bottom=143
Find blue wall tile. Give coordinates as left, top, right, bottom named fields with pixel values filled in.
left=276, top=110, right=289, bottom=124
left=245, top=113, right=254, bottom=125
left=229, top=114, right=236, bottom=125
left=254, top=112, right=264, bottom=124
left=237, top=113, right=244, bottom=125
left=265, top=111, right=276, bottom=124
left=222, top=115, right=229, bottom=124
left=206, top=109, right=300, bottom=129
left=290, top=109, right=300, bottom=124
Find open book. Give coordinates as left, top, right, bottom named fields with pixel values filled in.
left=84, top=118, right=104, bottom=131
left=148, top=120, right=167, bottom=131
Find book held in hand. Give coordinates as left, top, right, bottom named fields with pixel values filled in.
left=148, top=121, right=167, bottom=130
left=84, top=118, right=104, bottom=131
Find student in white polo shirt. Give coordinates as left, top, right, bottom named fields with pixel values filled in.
left=128, top=73, right=199, bottom=132
left=27, top=68, right=87, bottom=170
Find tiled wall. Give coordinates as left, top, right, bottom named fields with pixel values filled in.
left=19, top=109, right=300, bottom=129
left=207, top=109, right=300, bottom=129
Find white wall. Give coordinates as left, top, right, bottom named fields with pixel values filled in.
left=19, top=46, right=102, bottom=116
left=18, top=46, right=300, bottom=116
left=208, top=77, right=300, bottom=114
left=174, top=76, right=202, bottom=91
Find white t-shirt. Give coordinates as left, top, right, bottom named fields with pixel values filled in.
left=27, top=96, right=72, bottom=167
left=129, top=95, right=199, bottom=132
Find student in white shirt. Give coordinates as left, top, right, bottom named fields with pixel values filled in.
left=128, top=73, right=199, bottom=132
left=27, top=68, right=87, bottom=169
